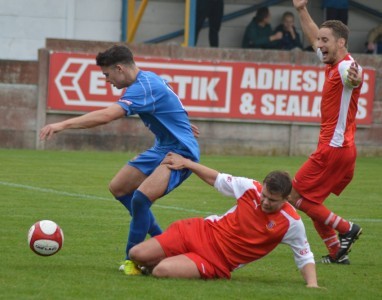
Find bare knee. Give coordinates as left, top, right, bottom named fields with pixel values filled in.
left=108, top=182, right=119, bottom=198
left=152, top=262, right=172, bottom=278
left=129, top=245, right=143, bottom=263
left=109, top=180, right=131, bottom=198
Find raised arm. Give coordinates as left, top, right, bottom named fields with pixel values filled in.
left=161, top=152, right=218, bottom=186
left=293, top=0, right=319, bottom=51
left=40, top=104, right=125, bottom=140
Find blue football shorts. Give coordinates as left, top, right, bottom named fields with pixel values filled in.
left=127, top=147, right=194, bottom=195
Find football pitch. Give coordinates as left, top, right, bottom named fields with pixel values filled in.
left=1, top=149, right=381, bottom=299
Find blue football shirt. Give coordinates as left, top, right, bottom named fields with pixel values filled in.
left=116, top=70, right=200, bottom=161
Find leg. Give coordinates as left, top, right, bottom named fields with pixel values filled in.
left=312, top=219, right=340, bottom=259
left=110, top=164, right=162, bottom=238
left=153, top=255, right=201, bottom=279
left=125, top=164, right=172, bottom=258
left=195, top=1, right=208, bottom=45
left=109, top=164, right=147, bottom=198
left=129, top=237, right=166, bottom=268
left=138, top=164, right=171, bottom=200
left=129, top=218, right=200, bottom=278
left=290, top=188, right=341, bottom=258
left=291, top=188, right=350, bottom=236
left=291, top=145, right=362, bottom=260
left=207, top=0, right=224, bottom=47
left=292, top=188, right=362, bottom=261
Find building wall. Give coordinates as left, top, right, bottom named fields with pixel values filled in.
left=0, top=39, right=381, bottom=156
left=0, top=60, right=39, bottom=148
left=1, top=0, right=381, bottom=60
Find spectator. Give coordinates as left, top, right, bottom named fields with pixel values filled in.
left=195, top=0, right=224, bottom=47
left=322, top=0, right=348, bottom=25
left=274, top=11, right=303, bottom=50
left=365, top=24, right=382, bottom=54
left=242, top=7, right=282, bottom=49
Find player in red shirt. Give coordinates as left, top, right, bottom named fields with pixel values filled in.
left=129, top=152, right=319, bottom=287
left=291, top=0, right=363, bottom=264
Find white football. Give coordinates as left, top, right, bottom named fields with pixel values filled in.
left=28, top=220, right=64, bottom=256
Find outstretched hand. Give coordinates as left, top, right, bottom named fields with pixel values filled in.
left=161, top=152, right=189, bottom=170
left=39, top=123, right=64, bottom=141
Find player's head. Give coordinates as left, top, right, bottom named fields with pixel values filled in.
left=96, top=45, right=138, bottom=89
left=317, top=20, right=349, bottom=64
left=96, top=45, right=135, bottom=67
left=320, top=20, right=349, bottom=46
left=260, top=171, right=292, bottom=213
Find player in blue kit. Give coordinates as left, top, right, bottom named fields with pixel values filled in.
left=40, top=45, right=200, bottom=275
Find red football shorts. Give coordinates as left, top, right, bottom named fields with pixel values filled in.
left=293, top=143, right=356, bottom=203
left=155, top=218, right=231, bottom=279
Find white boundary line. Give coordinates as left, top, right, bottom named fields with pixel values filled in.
left=0, top=181, right=214, bottom=215
left=1, top=181, right=381, bottom=222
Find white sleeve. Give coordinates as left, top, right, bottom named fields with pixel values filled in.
left=281, top=216, right=315, bottom=269
left=214, top=173, right=260, bottom=199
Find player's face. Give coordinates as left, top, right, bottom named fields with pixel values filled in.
left=260, top=184, right=287, bottom=214
left=317, top=27, right=344, bottom=65
left=101, top=65, right=135, bottom=89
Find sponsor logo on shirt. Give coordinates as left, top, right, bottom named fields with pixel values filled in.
left=119, top=99, right=132, bottom=105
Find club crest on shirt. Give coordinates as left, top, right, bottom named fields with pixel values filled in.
left=266, top=220, right=276, bottom=231
left=119, top=99, right=132, bottom=105
left=328, top=70, right=334, bottom=78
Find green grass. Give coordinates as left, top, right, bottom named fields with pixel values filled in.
left=0, top=149, right=381, bottom=299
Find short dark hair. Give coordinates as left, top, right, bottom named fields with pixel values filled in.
left=254, top=7, right=270, bottom=23
left=320, top=20, right=349, bottom=47
left=96, top=45, right=135, bottom=67
left=263, top=171, right=292, bottom=198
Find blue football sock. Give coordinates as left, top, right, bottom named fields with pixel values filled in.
left=125, top=190, right=153, bottom=259
left=116, top=193, right=162, bottom=237
left=116, top=194, right=133, bottom=213
left=148, top=213, right=162, bottom=237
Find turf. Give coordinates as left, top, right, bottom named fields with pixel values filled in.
left=0, top=149, right=381, bottom=299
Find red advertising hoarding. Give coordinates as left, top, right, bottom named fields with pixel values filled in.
left=47, top=52, right=375, bottom=125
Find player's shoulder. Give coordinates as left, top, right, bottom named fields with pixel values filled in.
left=281, top=202, right=300, bottom=221
left=135, top=70, right=165, bottom=89
left=217, top=174, right=262, bottom=195
left=338, top=54, right=362, bottom=69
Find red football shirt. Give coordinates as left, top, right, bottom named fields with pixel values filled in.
left=318, top=52, right=363, bottom=147
left=205, top=173, right=314, bottom=272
